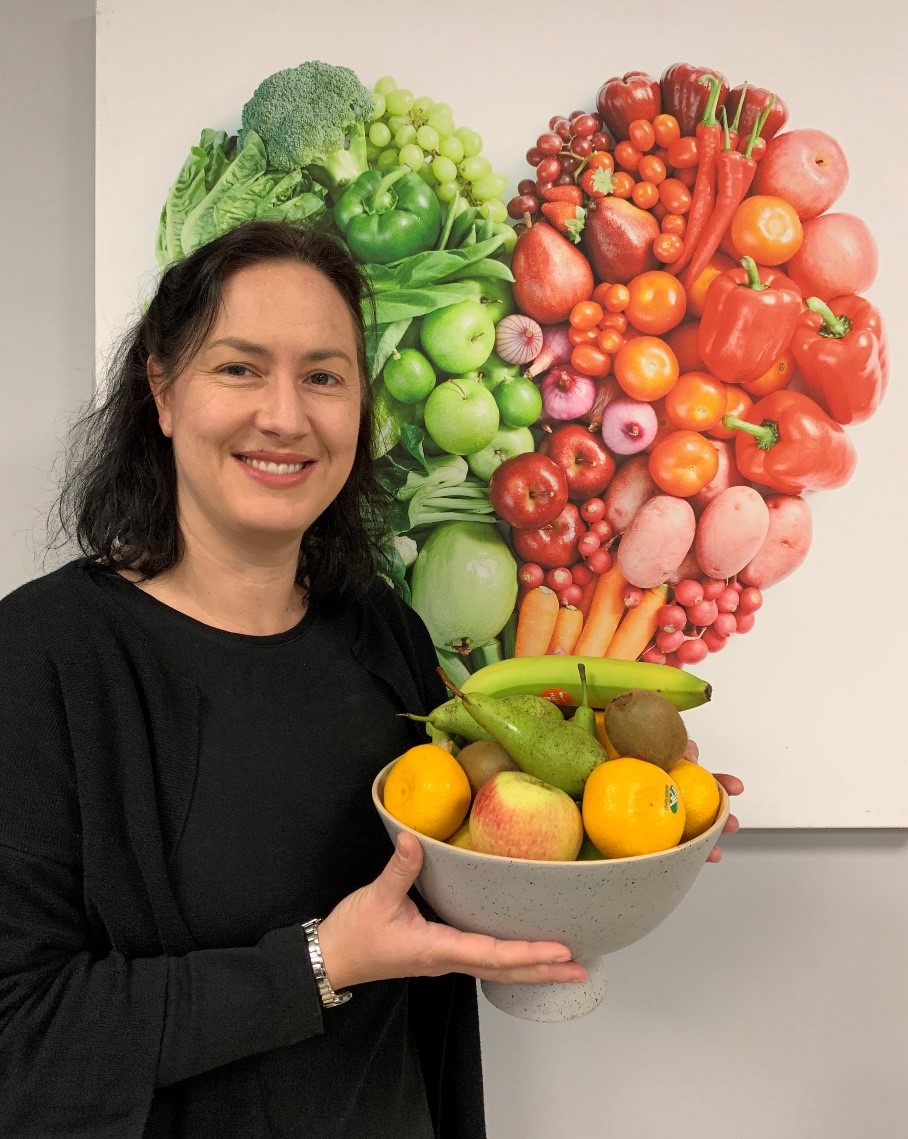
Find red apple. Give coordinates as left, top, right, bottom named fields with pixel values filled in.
left=786, top=212, right=878, bottom=299
left=539, top=423, right=617, bottom=501
left=753, top=129, right=849, bottom=220
left=511, top=504, right=585, bottom=568
left=489, top=453, right=569, bottom=530
left=469, top=770, right=584, bottom=861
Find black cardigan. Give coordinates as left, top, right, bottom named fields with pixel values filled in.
left=0, top=559, right=485, bottom=1138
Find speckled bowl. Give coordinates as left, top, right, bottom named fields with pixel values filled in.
left=372, top=763, right=729, bottom=1021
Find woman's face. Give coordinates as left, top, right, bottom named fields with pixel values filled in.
left=151, top=260, right=363, bottom=557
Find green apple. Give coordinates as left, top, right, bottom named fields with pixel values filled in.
left=383, top=348, right=436, bottom=404
left=420, top=300, right=496, bottom=374
left=468, top=351, right=522, bottom=393
left=467, top=426, right=535, bottom=482
left=458, top=277, right=516, bottom=326
left=494, top=376, right=543, bottom=428
left=423, top=378, right=500, bottom=456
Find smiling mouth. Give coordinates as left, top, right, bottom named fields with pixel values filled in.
left=238, top=456, right=313, bottom=475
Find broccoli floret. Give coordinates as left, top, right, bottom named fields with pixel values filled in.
left=239, top=60, right=373, bottom=190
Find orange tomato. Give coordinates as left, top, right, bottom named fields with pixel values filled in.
left=743, top=349, right=798, bottom=397
left=686, top=253, right=735, bottom=317
left=570, top=300, right=604, bottom=330
left=614, top=336, right=679, bottom=401
left=569, top=326, right=599, bottom=345
left=644, top=398, right=673, bottom=452
left=663, top=321, right=704, bottom=373
left=730, top=195, right=804, bottom=266
left=653, top=233, right=684, bottom=264
left=603, top=284, right=630, bottom=313
left=707, top=386, right=754, bottom=440
left=596, top=327, right=624, bottom=354
left=648, top=430, right=720, bottom=497
left=664, top=371, right=728, bottom=431
left=624, top=271, right=687, bottom=336
left=638, top=155, right=667, bottom=184
left=661, top=213, right=686, bottom=236
left=591, top=281, right=613, bottom=307
left=571, top=343, right=611, bottom=376
left=652, top=114, right=681, bottom=148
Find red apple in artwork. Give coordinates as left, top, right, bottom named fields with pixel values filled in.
left=469, top=771, right=584, bottom=861
left=489, top=453, right=569, bottom=529
left=786, top=212, right=879, bottom=299
left=511, top=503, right=585, bottom=568
left=538, top=423, right=617, bottom=502
left=753, top=129, right=849, bottom=221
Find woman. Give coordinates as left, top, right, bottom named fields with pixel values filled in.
left=0, top=220, right=740, bottom=1138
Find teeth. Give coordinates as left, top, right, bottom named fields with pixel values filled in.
left=241, top=457, right=308, bottom=474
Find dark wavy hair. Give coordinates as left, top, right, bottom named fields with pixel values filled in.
left=54, top=220, right=390, bottom=600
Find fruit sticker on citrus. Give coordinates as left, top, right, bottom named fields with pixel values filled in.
left=668, top=758, right=721, bottom=842
left=383, top=743, right=471, bottom=842
left=581, top=757, right=686, bottom=858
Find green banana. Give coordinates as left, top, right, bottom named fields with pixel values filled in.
left=461, top=655, right=711, bottom=712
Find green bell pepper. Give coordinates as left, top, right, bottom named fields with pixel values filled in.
left=334, top=167, right=442, bottom=264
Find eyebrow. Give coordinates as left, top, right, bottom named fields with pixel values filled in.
left=205, top=337, right=355, bottom=365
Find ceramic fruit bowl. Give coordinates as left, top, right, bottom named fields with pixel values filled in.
left=372, top=761, right=729, bottom=1022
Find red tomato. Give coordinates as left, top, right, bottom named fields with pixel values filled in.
left=652, top=114, right=681, bottom=148
left=664, top=371, right=728, bottom=431
left=571, top=343, right=611, bottom=376
left=614, top=336, right=679, bottom=401
left=570, top=300, right=605, bottom=330
left=638, top=155, right=667, bottom=184
left=631, top=181, right=660, bottom=210
left=663, top=321, right=704, bottom=373
left=742, top=350, right=797, bottom=397
left=603, top=284, right=630, bottom=313
left=653, top=233, right=684, bottom=263
left=658, top=178, right=692, bottom=214
left=666, top=136, right=699, bottom=169
left=661, top=213, right=686, bottom=236
left=648, top=430, right=720, bottom=496
left=610, top=172, right=635, bottom=198
left=624, top=271, right=687, bottom=336
left=628, top=119, right=656, bottom=152
left=614, top=141, right=642, bottom=171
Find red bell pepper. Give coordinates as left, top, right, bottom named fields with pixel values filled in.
left=595, top=72, right=661, bottom=142
left=723, top=390, right=857, bottom=493
left=726, top=82, right=789, bottom=146
left=671, top=75, right=726, bottom=277
left=789, top=295, right=888, bottom=425
left=659, top=63, right=729, bottom=136
left=699, top=257, right=802, bottom=384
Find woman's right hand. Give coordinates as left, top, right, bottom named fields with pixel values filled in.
left=316, top=831, right=587, bottom=990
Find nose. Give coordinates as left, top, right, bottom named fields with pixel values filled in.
left=253, top=372, right=311, bottom=439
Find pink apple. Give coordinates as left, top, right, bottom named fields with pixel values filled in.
left=753, top=129, right=849, bottom=220
left=469, top=771, right=584, bottom=861
left=538, top=423, right=617, bottom=501
left=786, top=213, right=879, bottom=299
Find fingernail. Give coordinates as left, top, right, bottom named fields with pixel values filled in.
left=396, top=836, right=409, bottom=859
left=552, top=950, right=572, bottom=963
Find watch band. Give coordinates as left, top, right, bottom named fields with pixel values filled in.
left=300, top=918, right=352, bottom=1008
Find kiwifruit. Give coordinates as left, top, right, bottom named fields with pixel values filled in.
left=455, top=739, right=520, bottom=797
left=603, top=689, right=688, bottom=772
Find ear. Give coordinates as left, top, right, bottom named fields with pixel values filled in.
left=147, top=356, right=173, bottom=438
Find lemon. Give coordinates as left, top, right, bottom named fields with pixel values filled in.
left=447, top=821, right=472, bottom=850
left=582, top=757, right=685, bottom=858
left=383, top=744, right=471, bottom=841
left=668, top=759, right=721, bottom=842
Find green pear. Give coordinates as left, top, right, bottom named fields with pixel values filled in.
left=407, top=694, right=563, bottom=743
left=572, top=663, right=597, bottom=738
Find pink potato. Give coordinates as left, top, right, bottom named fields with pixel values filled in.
left=739, top=494, right=813, bottom=589
left=667, top=545, right=703, bottom=585
left=690, top=440, right=746, bottom=517
left=695, top=486, right=770, bottom=580
left=602, top=454, right=660, bottom=534
left=617, top=495, right=697, bottom=588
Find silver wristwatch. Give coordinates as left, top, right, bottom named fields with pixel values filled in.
left=300, top=918, right=352, bottom=1008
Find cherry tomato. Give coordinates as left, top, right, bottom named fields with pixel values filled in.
left=624, top=271, right=687, bottom=336
left=661, top=213, right=686, bottom=236
left=614, top=141, right=642, bottom=171
left=591, top=281, right=613, bottom=307
left=651, top=201, right=669, bottom=222
left=631, top=181, right=659, bottom=210
left=663, top=321, right=704, bottom=373
left=610, top=171, right=636, bottom=198
left=658, top=178, right=692, bottom=214
left=599, top=312, right=628, bottom=332
left=569, top=326, right=599, bottom=345
left=730, top=195, right=804, bottom=266
left=628, top=119, right=656, bottom=153
left=707, top=386, right=754, bottom=440
left=596, top=327, right=624, bottom=354
left=571, top=343, right=611, bottom=377
left=743, top=349, right=798, bottom=397
left=653, top=233, right=684, bottom=263
left=586, top=151, right=615, bottom=174
left=652, top=114, right=681, bottom=148
left=685, top=253, right=736, bottom=318
left=570, top=300, right=605, bottom=330
left=614, top=336, right=679, bottom=401
left=664, top=371, right=728, bottom=431
left=648, top=430, right=720, bottom=496
left=638, top=155, right=667, bottom=184
left=666, top=136, right=699, bottom=169
left=676, top=166, right=698, bottom=188
left=603, top=284, right=630, bottom=312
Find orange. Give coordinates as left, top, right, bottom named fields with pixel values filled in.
left=582, top=757, right=685, bottom=858
left=383, top=744, right=471, bottom=841
left=668, top=759, right=721, bottom=842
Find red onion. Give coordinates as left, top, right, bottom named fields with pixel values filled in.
left=586, top=375, right=621, bottom=431
left=495, top=314, right=544, bottom=365
left=600, top=397, right=658, bottom=455
left=540, top=366, right=597, bottom=421
left=525, top=323, right=572, bottom=377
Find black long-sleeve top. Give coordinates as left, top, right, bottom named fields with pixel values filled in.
left=0, top=559, right=485, bottom=1139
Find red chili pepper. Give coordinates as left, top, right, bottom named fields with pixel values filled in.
left=699, top=257, right=802, bottom=384
left=595, top=72, right=661, bottom=142
left=726, top=83, right=789, bottom=147
left=724, top=390, right=857, bottom=493
left=542, top=184, right=585, bottom=206
left=670, top=75, right=725, bottom=276
left=660, top=63, right=729, bottom=136
left=789, top=295, right=888, bottom=425
left=541, top=201, right=587, bottom=243
left=725, top=83, right=748, bottom=151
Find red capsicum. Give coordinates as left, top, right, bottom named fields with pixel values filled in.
left=789, top=295, right=888, bottom=425
left=595, top=71, right=661, bottom=142
left=723, top=390, right=857, bottom=493
left=726, top=82, right=789, bottom=146
left=699, top=257, right=803, bottom=384
left=659, top=63, right=729, bottom=136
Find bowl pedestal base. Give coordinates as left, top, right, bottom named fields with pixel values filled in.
left=481, top=957, right=607, bottom=1021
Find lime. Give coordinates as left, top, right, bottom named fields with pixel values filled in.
left=494, top=376, right=543, bottom=428
left=383, top=348, right=437, bottom=404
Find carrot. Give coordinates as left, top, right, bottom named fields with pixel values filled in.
left=514, top=587, right=560, bottom=657
left=572, top=562, right=628, bottom=656
left=546, top=605, right=584, bottom=656
left=577, top=574, right=599, bottom=619
left=605, top=584, right=668, bottom=660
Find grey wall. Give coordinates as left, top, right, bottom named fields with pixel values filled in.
left=3, top=3, right=906, bottom=1136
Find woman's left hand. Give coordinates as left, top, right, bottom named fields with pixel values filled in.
left=686, top=739, right=743, bottom=864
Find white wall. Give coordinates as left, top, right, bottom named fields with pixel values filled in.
left=3, top=3, right=906, bottom=1136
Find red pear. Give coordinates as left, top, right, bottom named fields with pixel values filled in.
left=582, top=198, right=660, bottom=284
left=512, top=221, right=594, bottom=324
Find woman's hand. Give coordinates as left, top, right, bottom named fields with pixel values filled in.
left=686, top=739, right=744, bottom=863
left=316, top=832, right=587, bottom=991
